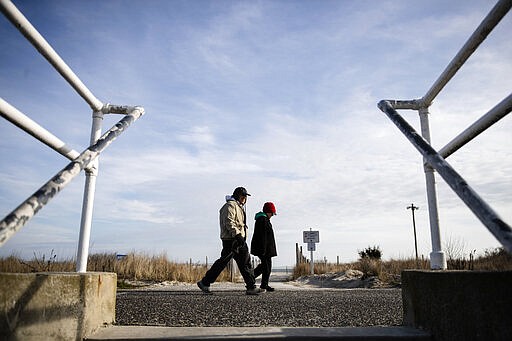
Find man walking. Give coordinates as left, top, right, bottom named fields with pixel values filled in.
left=197, top=187, right=262, bottom=295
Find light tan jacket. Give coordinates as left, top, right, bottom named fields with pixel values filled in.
left=219, top=198, right=247, bottom=240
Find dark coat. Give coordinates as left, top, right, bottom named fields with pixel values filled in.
left=250, top=212, right=277, bottom=258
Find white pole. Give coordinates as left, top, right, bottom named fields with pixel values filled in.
left=310, top=250, right=314, bottom=275
left=379, top=100, right=512, bottom=254
left=419, top=107, right=447, bottom=269
left=0, top=106, right=144, bottom=247
left=76, top=171, right=97, bottom=272
left=76, top=110, right=103, bottom=272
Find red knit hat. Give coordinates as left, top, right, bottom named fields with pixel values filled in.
left=263, top=202, right=276, bottom=215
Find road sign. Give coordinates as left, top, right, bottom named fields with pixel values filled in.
left=303, top=230, right=319, bottom=243
left=303, top=230, right=319, bottom=275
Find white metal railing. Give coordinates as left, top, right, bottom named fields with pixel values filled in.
left=0, top=0, right=145, bottom=272
left=0, top=0, right=102, bottom=111
left=378, top=0, right=512, bottom=269
left=0, top=97, right=80, bottom=160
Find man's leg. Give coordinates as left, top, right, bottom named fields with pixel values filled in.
left=254, top=260, right=263, bottom=278
left=202, top=241, right=233, bottom=285
left=233, top=243, right=256, bottom=289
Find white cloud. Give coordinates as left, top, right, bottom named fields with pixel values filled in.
left=177, top=126, right=216, bottom=148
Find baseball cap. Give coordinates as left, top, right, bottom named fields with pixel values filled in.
left=233, top=186, right=251, bottom=198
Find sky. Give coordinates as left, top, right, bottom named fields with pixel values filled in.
left=0, top=0, right=511, bottom=267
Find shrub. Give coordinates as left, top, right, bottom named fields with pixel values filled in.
left=358, top=245, right=382, bottom=260
left=474, top=247, right=512, bottom=271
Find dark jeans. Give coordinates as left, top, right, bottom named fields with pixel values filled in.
left=254, top=256, right=272, bottom=288
left=202, top=240, right=256, bottom=289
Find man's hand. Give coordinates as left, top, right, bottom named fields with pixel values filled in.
left=232, top=234, right=245, bottom=253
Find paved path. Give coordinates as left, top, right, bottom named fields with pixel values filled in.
left=116, top=283, right=402, bottom=327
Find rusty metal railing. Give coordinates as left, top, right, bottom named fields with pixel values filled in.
left=378, top=0, right=511, bottom=269
left=0, top=0, right=145, bottom=272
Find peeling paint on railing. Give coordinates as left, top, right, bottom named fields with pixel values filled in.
left=378, top=100, right=512, bottom=253
left=0, top=107, right=144, bottom=247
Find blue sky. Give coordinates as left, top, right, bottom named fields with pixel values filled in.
left=1, top=0, right=511, bottom=266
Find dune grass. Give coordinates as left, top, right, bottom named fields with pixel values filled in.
left=1, top=247, right=510, bottom=287
left=0, top=251, right=232, bottom=283
left=292, top=247, right=512, bottom=283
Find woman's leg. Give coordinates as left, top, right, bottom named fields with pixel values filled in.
left=260, top=257, right=272, bottom=288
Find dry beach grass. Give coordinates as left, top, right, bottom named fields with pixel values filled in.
left=1, top=247, right=511, bottom=287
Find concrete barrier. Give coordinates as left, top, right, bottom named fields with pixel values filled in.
left=0, top=272, right=116, bottom=340
left=402, top=270, right=512, bottom=340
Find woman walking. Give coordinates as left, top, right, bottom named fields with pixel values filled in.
left=250, top=202, right=277, bottom=292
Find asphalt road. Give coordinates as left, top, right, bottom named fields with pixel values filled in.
left=116, top=288, right=402, bottom=327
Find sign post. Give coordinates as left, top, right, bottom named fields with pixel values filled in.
left=303, top=229, right=319, bottom=275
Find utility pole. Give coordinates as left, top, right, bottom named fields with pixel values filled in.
left=407, top=203, right=419, bottom=266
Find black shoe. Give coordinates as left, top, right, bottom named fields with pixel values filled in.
left=261, top=285, right=275, bottom=292
left=197, top=280, right=212, bottom=294
left=246, top=287, right=264, bottom=295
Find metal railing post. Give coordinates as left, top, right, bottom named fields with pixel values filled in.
left=378, top=101, right=512, bottom=253
left=1, top=0, right=148, bottom=268
left=418, top=107, right=446, bottom=269
left=0, top=106, right=145, bottom=248
left=76, top=110, right=103, bottom=272
left=377, top=1, right=511, bottom=262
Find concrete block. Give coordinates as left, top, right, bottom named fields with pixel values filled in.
left=402, top=270, right=512, bottom=341
left=0, top=272, right=116, bottom=341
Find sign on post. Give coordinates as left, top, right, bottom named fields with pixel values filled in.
left=303, top=230, right=319, bottom=243
left=303, top=229, right=319, bottom=274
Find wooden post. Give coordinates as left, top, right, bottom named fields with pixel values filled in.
left=295, top=243, right=300, bottom=266
left=229, top=259, right=234, bottom=282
